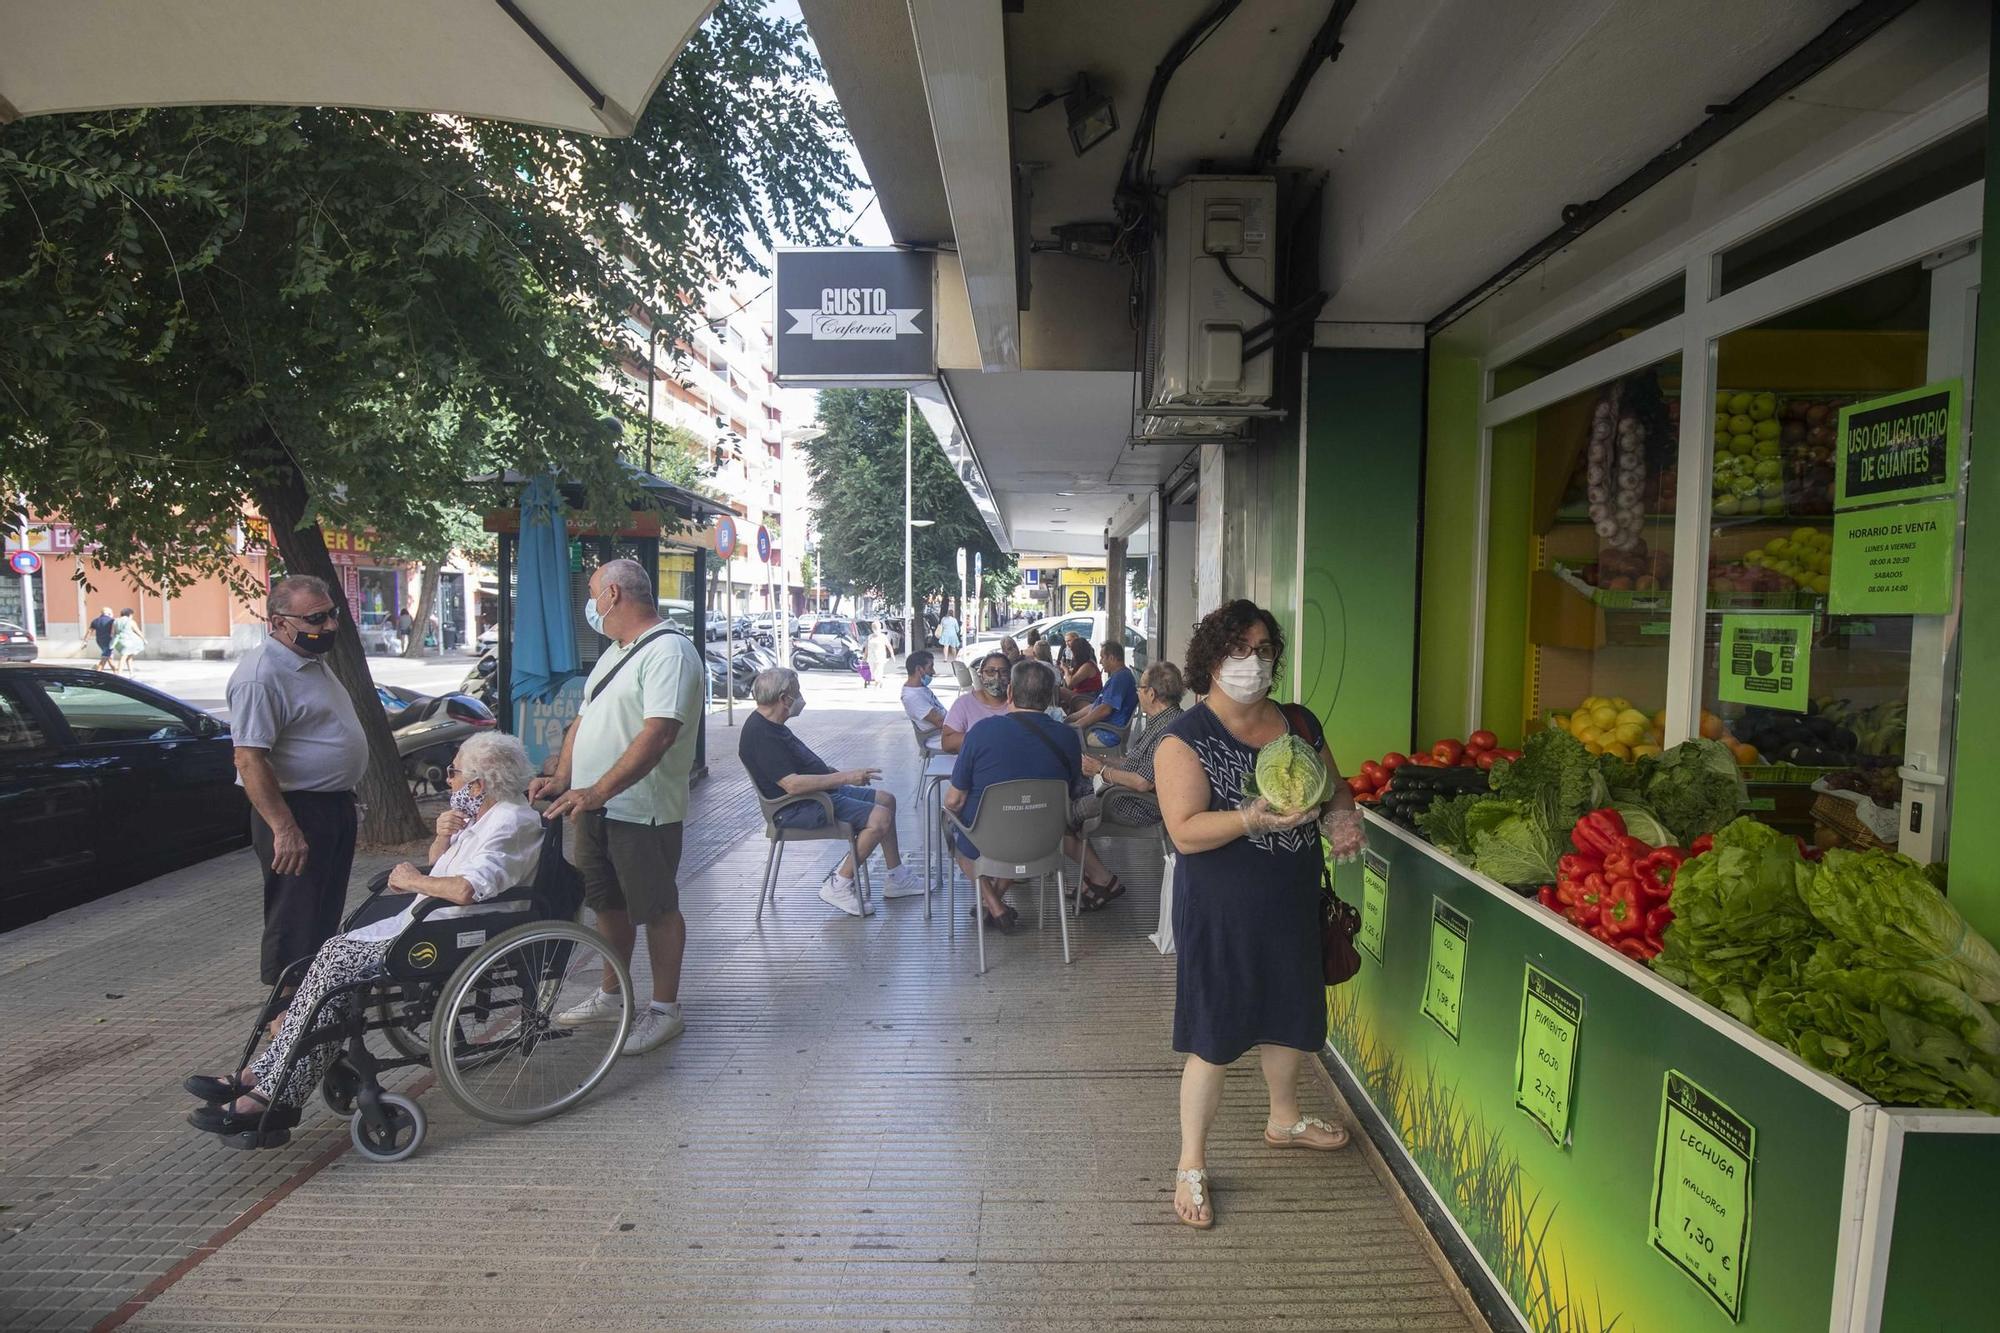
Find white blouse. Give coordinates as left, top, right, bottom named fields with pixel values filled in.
left=345, top=801, right=547, bottom=943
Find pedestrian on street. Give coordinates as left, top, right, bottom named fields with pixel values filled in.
left=936, top=609, right=961, bottom=661
left=861, top=623, right=893, bottom=689
left=85, top=606, right=116, bottom=671
left=111, top=607, right=146, bottom=673
left=397, top=608, right=415, bottom=654
left=226, top=576, right=368, bottom=988
left=535, top=559, right=704, bottom=1056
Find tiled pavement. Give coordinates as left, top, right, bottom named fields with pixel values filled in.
left=2, top=677, right=1476, bottom=1332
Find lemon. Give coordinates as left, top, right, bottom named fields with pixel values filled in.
left=1590, top=705, right=1618, bottom=729
left=1613, top=722, right=1645, bottom=746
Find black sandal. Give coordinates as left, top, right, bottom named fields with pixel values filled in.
left=188, top=1090, right=300, bottom=1137
left=184, top=1073, right=245, bottom=1103
left=1077, top=877, right=1126, bottom=913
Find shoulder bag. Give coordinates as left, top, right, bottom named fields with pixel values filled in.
left=587, top=625, right=679, bottom=704
left=1276, top=702, right=1362, bottom=986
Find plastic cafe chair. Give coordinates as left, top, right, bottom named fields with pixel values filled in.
left=1079, top=815, right=1171, bottom=918
left=1079, top=719, right=1129, bottom=756
left=909, top=719, right=948, bottom=920
left=754, top=791, right=873, bottom=921
left=950, top=658, right=976, bottom=692
left=945, top=778, right=1072, bottom=975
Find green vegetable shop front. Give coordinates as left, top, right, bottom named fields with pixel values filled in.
left=1287, top=23, right=2000, bottom=1333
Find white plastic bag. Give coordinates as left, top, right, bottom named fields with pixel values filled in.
left=1150, top=850, right=1176, bottom=954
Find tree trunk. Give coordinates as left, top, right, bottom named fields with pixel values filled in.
left=248, top=439, right=426, bottom=846
left=403, top=560, right=442, bottom=658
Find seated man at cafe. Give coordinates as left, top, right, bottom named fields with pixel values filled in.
left=1067, top=641, right=1137, bottom=747
left=940, top=651, right=1012, bottom=753
left=901, top=650, right=947, bottom=753
left=738, top=667, right=923, bottom=917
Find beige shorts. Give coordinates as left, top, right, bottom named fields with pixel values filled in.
left=573, top=813, right=683, bottom=925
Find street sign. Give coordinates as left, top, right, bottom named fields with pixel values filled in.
left=756, top=525, right=772, bottom=563
left=8, top=550, right=41, bottom=576
left=714, top=516, right=737, bottom=561
left=955, top=546, right=967, bottom=582
left=1024, top=569, right=1040, bottom=587
left=1067, top=588, right=1092, bottom=612
left=773, top=248, right=936, bottom=384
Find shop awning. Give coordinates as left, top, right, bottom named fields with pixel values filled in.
left=0, top=1, right=715, bottom=136
left=472, top=466, right=734, bottom=523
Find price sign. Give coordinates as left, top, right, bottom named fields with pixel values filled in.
left=1421, top=898, right=1470, bottom=1042
left=1650, top=1070, right=1755, bottom=1321
left=1357, top=848, right=1389, bottom=965
left=1514, top=966, right=1582, bottom=1147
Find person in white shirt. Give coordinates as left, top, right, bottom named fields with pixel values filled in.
left=901, top=650, right=947, bottom=752
left=936, top=611, right=962, bottom=660
left=185, top=732, right=545, bottom=1138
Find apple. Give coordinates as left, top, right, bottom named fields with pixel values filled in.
left=1728, top=392, right=1754, bottom=415
left=1753, top=420, right=1780, bottom=440
left=1750, top=392, right=1777, bottom=420
left=1728, top=413, right=1754, bottom=434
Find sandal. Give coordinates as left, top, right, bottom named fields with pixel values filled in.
left=1263, top=1115, right=1351, bottom=1151
left=1173, top=1168, right=1214, bottom=1229
left=187, top=1090, right=300, bottom=1137
left=184, top=1073, right=246, bottom=1103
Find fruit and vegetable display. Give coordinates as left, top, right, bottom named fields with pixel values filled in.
left=1547, top=694, right=1665, bottom=762
left=1586, top=380, right=1650, bottom=549
left=1730, top=703, right=1859, bottom=768
left=1344, top=732, right=1521, bottom=812
left=1711, top=390, right=1847, bottom=517
left=1537, top=808, right=1688, bottom=961
left=1736, top=530, right=1832, bottom=597
left=1374, top=764, right=1491, bottom=830
left=1651, top=820, right=2000, bottom=1112
left=1815, top=697, right=1907, bottom=760
left=1243, top=733, right=1332, bottom=815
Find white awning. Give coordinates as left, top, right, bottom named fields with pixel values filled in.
left=0, top=0, right=717, bottom=136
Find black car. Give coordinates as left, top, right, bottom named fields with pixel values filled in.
left=0, top=620, right=35, bottom=662
left=0, top=664, right=248, bottom=929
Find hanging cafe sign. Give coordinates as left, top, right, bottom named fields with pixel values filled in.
left=773, top=247, right=936, bottom=385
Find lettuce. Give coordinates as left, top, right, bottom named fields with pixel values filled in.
left=1805, top=849, right=2000, bottom=1004
left=1470, top=810, right=1564, bottom=888
left=1613, top=802, right=1675, bottom=848
left=1245, top=734, right=1330, bottom=814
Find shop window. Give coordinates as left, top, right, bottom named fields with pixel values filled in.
left=0, top=569, right=48, bottom=637
left=1488, top=356, right=1683, bottom=753
left=1699, top=261, right=1954, bottom=855
left=1716, top=123, right=1985, bottom=296
left=1489, top=280, right=1684, bottom=398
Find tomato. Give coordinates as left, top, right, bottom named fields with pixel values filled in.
left=1493, top=748, right=1522, bottom=763
left=1431, top=738, right=1465, bottom=766
left=1468, top=729, right=1498, bottom=752
left=1411, top=754, right=1442, bottom=767
left=1346, top=775, right=1372, bottom=798
left=1381, top=752, right=1409, bottom=772
left=1356, top=792, right=1381, bottom=805
left=1475, top=750, right=1500, bottom=771
left=1458, top=754, right=1480, bottom=768
left=1358, top=760, right=1388, bottom=787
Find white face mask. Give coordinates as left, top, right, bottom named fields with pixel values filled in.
left=788, top=694, right=806, bottom=719
left=1214, top=655, right=1274, bottom=703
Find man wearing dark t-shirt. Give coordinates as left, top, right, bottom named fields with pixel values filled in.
left=738, top=667, right=921, bottom=917
left=86, top=607, right=117, bottom=670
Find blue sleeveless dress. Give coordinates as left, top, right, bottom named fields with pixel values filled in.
left=1166, top=700, right=1328, bottom=1063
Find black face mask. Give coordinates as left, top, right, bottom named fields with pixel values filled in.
left=295, top=630, right=337, bottom=655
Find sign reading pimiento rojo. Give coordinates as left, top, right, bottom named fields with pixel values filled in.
left=1650, top=1070, right=1755, bottom=1321
left=1835, top=378, right=1961, bottom=510
left=773, top=248, right=936, bottom=383
left=1717, top=612, right=1812, bottom=714
left=1829, top=497, right=1956, bottom=616
left=1421, top=898, right=1470, bottom=1042
left=1515, top=965, right=1582, bottom=1147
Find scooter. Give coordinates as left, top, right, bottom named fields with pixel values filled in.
left=396, top=692, right=497, bottom=792
left=789, top=636, right=857, bottom=672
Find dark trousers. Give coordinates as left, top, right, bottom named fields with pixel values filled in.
left=252, top=789, right=358, bottom=985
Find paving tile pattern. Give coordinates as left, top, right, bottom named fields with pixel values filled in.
left=2, top=694, right=1473, bottom=1332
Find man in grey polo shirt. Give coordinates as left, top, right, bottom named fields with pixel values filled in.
left=535, top=559, right=703, bottom=1055
left=226, top=575, right=369, bottom=985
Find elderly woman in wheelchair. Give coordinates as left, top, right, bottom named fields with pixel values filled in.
left=184, top=731, right=634, bottom=1159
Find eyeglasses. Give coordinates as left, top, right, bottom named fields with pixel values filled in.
left=1227, top=642, right=1279, bottom=663
left=283, top=607, right=341, bottom=627
left=446, top=765, right=461, bottom=778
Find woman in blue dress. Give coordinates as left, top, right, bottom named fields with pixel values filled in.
left=1154, top=600, right=1366, bottom=1228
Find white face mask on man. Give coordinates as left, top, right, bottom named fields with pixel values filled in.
left=1213, top=654, right=1274, bottom=703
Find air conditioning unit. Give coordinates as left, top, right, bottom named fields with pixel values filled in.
left=1139, top=175, right=1277, bottom=441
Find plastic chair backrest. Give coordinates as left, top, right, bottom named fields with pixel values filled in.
left=951, top=659, right=975, bottom=691
left=961, top=778, right=1068, bottom=866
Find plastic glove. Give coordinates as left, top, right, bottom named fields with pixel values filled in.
left=1236, top=797, right=1320, bottom=839
left=1321, top=807, right=1366, bottom=863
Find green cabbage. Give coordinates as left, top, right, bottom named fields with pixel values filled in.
left=1243, top=733, right=1329, bottom=815
left=1613, top=802, right=1675, bottom=848
left=1640, top=739, right=1745, bottom=845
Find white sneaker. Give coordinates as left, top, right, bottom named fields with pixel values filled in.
left=622, top=1007, right=686, bottom=1055
left=554, top=988, right=624, bottom=1027
left=881, top=864, right=926, bottom=899
left=818, top=874, right=864, bottom=917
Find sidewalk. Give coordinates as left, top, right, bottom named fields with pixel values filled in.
left=1, top=680, right=1474, bottom=1332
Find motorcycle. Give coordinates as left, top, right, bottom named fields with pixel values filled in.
left=396, top=692, right=498, bottom=792
left=790, top=636, right=857, bottom=672
left=706, top=648, right=752, bottom=700
left=457, top=651, right=498, bottom=709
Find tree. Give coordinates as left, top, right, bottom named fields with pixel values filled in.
left=0, top=0, right=857, bottom=841
left=798, top=390, right=1008, bottom=616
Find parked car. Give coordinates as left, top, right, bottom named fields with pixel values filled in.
left=0, top=620, right=36, bottom=662
left=1009, top=611, right=1149, bottom=670
left=0, top=664, right=248, bottom=929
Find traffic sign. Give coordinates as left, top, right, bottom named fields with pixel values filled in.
left=8, top=550, right=41, bottom=576
left=714, top=515, right=737, bottom=561
left=1067, top=588, right=1091, bottom=612
left=756, top=525, right=772, bottom=563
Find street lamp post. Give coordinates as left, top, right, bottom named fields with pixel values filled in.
left=903, top=391, right=913, bottom=653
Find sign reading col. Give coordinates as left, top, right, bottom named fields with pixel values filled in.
left=774, top=248, right=935, bottom=384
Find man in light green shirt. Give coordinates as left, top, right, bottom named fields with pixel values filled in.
left=536, top=560, right=703, bottom=1055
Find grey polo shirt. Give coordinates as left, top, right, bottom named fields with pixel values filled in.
left=225, top=639, right=369, bottom=793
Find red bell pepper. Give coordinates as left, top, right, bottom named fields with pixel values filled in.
left=1591, top=878, right=1647, bottom=942
left=1572, top=809, right=1629, bottom=859
left=1690, top=833, right=1715, bottom=857
left=1537, top=885, right=1560, bottom=912
left=1636, top=847, right=1686, bottom=900
left=1614, top=936, right=1659, bottom=961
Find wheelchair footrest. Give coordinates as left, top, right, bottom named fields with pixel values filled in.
left=219, top=1125, right=292, bottom=1151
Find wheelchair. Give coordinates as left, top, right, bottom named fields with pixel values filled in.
left=224, top=825, right=633, bottom=1162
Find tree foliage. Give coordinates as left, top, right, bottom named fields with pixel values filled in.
left=797, top=390, right=1012, bottom=614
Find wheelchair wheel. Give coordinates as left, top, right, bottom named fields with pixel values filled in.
left=349, top=1092, right=426, bottom=1162
left=321, top=1057, right=361, bottom=1116
left=430, top=920, right=632, bottom=1125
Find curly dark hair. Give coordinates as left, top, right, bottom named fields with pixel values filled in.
left=1183, top=599, right=1284, bottom=695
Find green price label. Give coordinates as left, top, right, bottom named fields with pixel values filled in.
left=1514, top=966, right=1583, bottom=1147
left=1717, top=612, right=1812, bottom=714
left=1829, top=497, right=1957, bottom=616
left=1650, top=1070, right=1755, bottom=1321
left=1422, top=899, right=1471, bottom=1042
left=1741, top=797, right=1776, bottom=813
left=1358, top=849, right=1389, bottom=965
left=1639, top=621, right=1672, bottom=637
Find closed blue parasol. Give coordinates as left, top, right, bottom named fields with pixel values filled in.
left=512, top=475, right=578, bottom=703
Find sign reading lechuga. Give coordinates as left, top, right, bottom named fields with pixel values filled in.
left=1835, top=379, right=1961, bottom=510
left=1650, top=1070, right=1755, bottom=1321
left=774, top=248, right=935, bottom=383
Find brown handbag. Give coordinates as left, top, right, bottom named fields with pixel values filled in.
left=1320, top=859, right=1363, bottom=985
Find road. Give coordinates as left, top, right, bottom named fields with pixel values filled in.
left=101, top=650, right=485, bottom=717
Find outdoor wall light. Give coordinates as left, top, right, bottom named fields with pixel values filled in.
left=1064, top=76, right=1117, bottom=156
